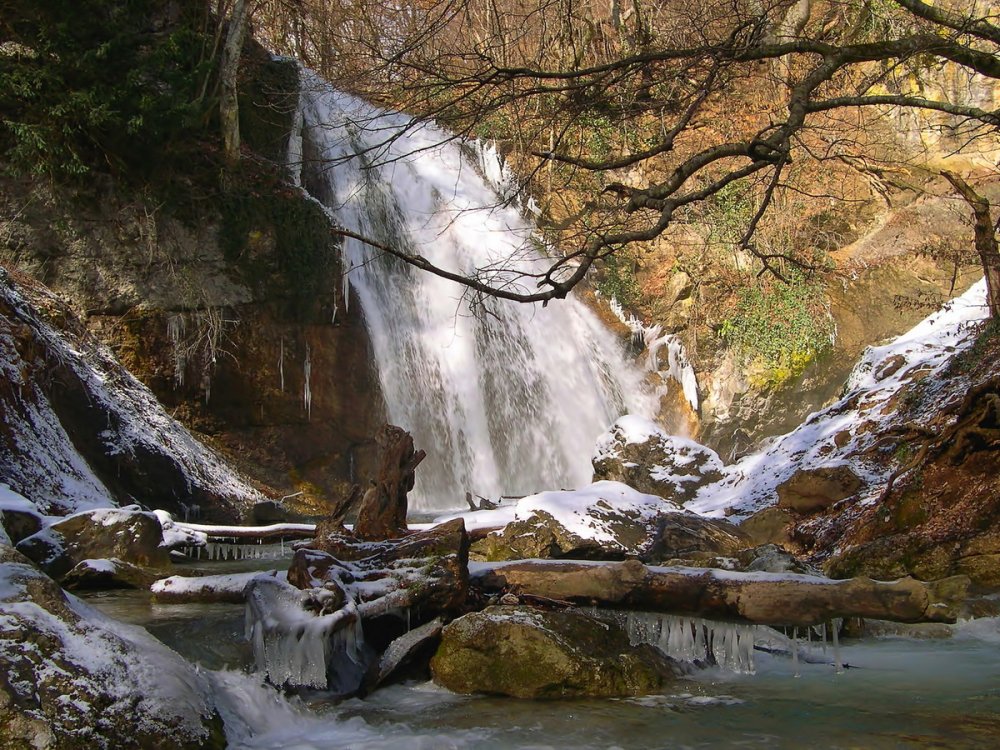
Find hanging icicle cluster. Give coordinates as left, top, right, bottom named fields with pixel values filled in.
left=244, top=577, right=367, bottom=691
left=777, top=619, right=845, bottom=675
left=623, top=611, right=757, bottom=674
left=185, top=540, right=291, bottom=561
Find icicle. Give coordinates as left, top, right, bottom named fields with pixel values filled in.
left=831, top=619, right=843, bottom=674
left=303, top=343, right=312, bottom=420
left=197, top=540, right=291, bottom=561
left=279, top=337, right=285, bottom=392
left=244, top=578, right=367, bottom=690
left=624, top=611, right=756, bottom=674
left=791, top=627, right=799, bottom=677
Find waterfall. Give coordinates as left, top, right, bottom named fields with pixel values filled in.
left=293, top=72, right=654, bottom=511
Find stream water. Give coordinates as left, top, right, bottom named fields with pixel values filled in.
left=83, top=577, right=1000, bottom=750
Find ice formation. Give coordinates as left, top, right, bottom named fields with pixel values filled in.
left=244, top=577, right=367, bottom=691
left=608, top=296, right=700, bottom=413
left=190, top=541, right=291, bottom=561
left=303, top=342, right=312, bottom=420
left=623, top=611, right=757, bottom=674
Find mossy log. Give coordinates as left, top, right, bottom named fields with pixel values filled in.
left=474, top=559, right=969, bottom=626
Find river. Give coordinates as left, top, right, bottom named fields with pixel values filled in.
left=82, top=570, right=1000, bottom=750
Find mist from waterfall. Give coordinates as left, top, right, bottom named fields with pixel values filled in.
left=292, top=72, right=654, bottom=512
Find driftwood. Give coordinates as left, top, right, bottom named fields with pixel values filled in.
left=289, top=518, right=470, bottom=617
left=314, top=484, right=364, bottom=539
left=354, top=425, right=426, bottom=540
left=474, top=559, right=969, bottom=626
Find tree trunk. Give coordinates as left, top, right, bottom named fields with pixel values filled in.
left=220, top=0, right=250, bottom=169
left=474, top=559, right=969, bottom=626
left=943, top=171, right=1000, bottom=318
left=354, top=424, right=426, bottom=540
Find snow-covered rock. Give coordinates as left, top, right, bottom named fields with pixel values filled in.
left=0, top=269, right=263, bottom=520
left=0, top=545, right=221, bottom=749
left=0, top=483, right=43, bottom=545
left=16, top=506, right=171, bottom=582
left=592, top=416, right=724, bottom=504
left=440, top=481, right=680, bottom=560
left=685, top=279, right=990, bottom=520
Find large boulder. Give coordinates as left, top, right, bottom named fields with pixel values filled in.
left=776, top=465, right=863, bottom=514
left=592, top=416, right=724, bottom=503
left=16, top=506, right=171, bottom=581
left=0, top=545, right=222, bottom=749
left=430, top=606, right=677, bottom=698
left=476, top=509, right=642, bottom=561
left=641, top=513, right=751, bottom=564
left=61, top=558, right=163, bottom=591
left=0, top=485, right=43, bottom=545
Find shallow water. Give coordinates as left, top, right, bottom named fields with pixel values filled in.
left=84, top=589, right=1000, bottom=749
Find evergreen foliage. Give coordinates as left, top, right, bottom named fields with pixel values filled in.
left=0, top=0, right=215, bottom=181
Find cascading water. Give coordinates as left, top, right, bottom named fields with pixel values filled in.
left=291, top=72, right=655, bottom=511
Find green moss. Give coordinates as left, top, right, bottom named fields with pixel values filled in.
left=239, top=58, right=300, bottom=165
left=720, top=272, right=835, bottom=388
left=220, top=167, right=338, bottom=319
left=596, top=250, right=641, bottom=308
left=1, top=0, right=215, bottom=183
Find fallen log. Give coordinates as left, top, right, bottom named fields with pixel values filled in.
left=173, top=521, right=316, bottom=541
left=151, top=570, right=284, bottom=603
left=474, top=559, right=969, bottom=626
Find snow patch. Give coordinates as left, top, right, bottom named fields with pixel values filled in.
left=436, top=480, right=678, bottom=544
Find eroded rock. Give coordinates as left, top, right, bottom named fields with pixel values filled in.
left=776, top=465, right=864, bottom=514
left=642, top=513, right=751, bottom=564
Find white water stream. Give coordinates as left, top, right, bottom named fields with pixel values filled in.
left=291, top=73, right=654, bottom=511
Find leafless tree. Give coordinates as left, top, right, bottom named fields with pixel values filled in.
left=253, top=0, right=1000, bottom=313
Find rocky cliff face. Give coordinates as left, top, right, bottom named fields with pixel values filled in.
left=0, top=268, right=263, bottom=521
left=0, top=57, right=383, bottom=515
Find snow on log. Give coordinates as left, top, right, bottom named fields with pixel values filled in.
left=473, top=559, right=969, bottom=626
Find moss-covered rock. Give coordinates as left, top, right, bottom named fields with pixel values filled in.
left=430, top=605, right=676, bottom=698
